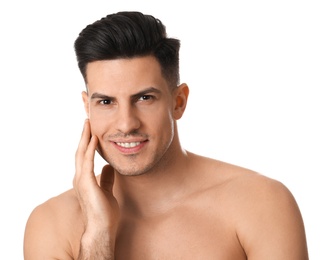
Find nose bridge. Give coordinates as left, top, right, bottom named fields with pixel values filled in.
left=116, top=102, right=140, bottom=134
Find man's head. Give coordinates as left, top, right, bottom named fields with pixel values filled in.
left=73, top=11, right=189, bottom=176
left=74, top=11, right=181, bottom=89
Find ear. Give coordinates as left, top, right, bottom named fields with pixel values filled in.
left=81, top=91, right=90, bottom=118
left=173, top=83, right=189, bottom=120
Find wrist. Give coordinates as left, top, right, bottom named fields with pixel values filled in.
left=78, top=229, right=115, bottom=259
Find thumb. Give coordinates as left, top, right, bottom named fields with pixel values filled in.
left=100, top=164, right=115, bottom=193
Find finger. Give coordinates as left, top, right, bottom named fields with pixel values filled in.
left=75, top=119, right=91, bottom=173
left=82, top=135, right=98, bottom=174
left=73, top=120, right=90, bottom=187
left=100, top=164, right=115, bottom=193
left=73, top=135, right=98, bottom=196
left=79, top=135, right=99, bottom=185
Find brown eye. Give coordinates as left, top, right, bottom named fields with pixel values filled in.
left=100, top=99, right=111, bottom=105
left=139, top=95, right=153, bottom=101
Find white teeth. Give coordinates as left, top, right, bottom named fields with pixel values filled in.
left=117, top=142, right=141, bottom=148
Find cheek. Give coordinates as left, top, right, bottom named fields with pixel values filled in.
left=154, top=109, right=175, bottom=136
left=89, top=114, right=108, bottom=137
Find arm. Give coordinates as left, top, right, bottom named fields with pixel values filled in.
left=237, top=176, right=309, bottom=259
left=74, top=119, right=119, bottom=259
left=24, top=120, right=119, bottom=259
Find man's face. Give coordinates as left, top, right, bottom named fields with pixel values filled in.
left=83, top=56, right=179, bottom=176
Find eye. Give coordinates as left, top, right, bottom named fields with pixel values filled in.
left=138, top=95, right=153, bottom=101
left=99, top=99, right=112, bottom=105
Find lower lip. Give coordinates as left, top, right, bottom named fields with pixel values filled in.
left=113, top=141, right=147, bottom=154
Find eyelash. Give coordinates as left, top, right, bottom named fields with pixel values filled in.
left=97, top=95, right=155, bottom=105
left=138, top=95, right=154, bottom=101
left=99, top=99, right=111, bottom=105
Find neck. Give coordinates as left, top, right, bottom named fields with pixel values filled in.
left=113, top=147, right=191, bottom=218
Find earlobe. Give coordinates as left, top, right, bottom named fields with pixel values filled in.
left=173, top=83, right=189, bottom=119
left=81, top=91, right=90, bottom=118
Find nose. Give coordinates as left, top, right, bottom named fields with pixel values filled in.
left=115, top=104, right=141, bottom=135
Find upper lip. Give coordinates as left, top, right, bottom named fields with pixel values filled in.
left=111, top=138, right=147, bottom=143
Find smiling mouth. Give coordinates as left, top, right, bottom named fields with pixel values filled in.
left=116, top=142, right=141, bottom=148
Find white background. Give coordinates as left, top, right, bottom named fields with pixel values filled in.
left=0, top=0, right=329, bottom=259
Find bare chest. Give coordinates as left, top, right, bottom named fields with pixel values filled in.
left=114, top=207, right=246, bottom=260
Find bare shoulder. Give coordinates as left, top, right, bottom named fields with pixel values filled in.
left=193, top=154, right=309, bottom=259
left=24, top=188, right=83, bottom=260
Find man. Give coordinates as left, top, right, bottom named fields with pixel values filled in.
left=24, top=11, right=309, bottom=259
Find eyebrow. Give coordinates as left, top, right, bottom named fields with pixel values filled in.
left=90, top=87, right=162, bottom=100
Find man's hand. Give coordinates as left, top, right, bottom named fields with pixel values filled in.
left=74, top=119, right=119, bottom=259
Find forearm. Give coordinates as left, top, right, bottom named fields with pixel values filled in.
left=77, top=230, right=115, bottom=260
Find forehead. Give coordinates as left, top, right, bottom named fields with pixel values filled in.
left=85, top=56, right=168, bottom=95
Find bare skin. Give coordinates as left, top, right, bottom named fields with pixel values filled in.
left=24, top=56, right=309, bottom=259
